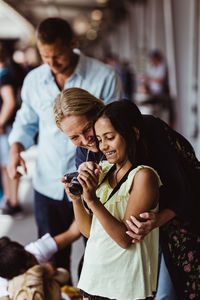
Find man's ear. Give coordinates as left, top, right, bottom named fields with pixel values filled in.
left=69, top=38, right=78, bottom=49
left=133, top=127, right=140, bottom=140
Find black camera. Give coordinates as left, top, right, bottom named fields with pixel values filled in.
left=64, top=171, right=83, bottom=196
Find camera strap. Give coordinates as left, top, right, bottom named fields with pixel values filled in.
left=99, top=165, right=134, bottom=206
left=83, top=164, right=133, bottom=213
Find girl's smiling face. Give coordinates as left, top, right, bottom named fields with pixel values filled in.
left=95, top=116, right=128, bottom=166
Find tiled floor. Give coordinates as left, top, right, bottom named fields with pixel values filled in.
left=0, top=145, right=84, bottom=286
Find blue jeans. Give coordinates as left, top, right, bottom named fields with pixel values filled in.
left=34, top=189, right=74, bottom=272
left=155, top=247, right=177, bottom=300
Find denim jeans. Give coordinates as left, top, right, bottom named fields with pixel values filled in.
left=34, top=189, right=74, bottom=272
left=155, top=247, right=177, bottom=300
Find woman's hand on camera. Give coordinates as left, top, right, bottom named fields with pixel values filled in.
left=78, top=161, right=102, bottom=176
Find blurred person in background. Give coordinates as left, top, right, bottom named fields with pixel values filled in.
left=7, top=17, right=123, bottom=276
left=137, top=49, right=175, bottom=127
left=145, top=49, right=168, bottom=96
left=121, top=60, right=134, bottom=101
left=0, top=42, right=24, bottom=217
left=104, top=53, right=134, bottom=101
left=13, top=46, right=40, bottom=75
left=0, top=236, right=70, bottom=300
left=23, top=46, right=40, bottom=73
left=0, top=221, right=81, bottom=299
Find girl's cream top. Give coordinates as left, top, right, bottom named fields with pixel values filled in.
left=78, top=161, right=162, bottom=300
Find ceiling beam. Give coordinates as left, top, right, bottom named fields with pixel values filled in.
left=6, top=1, right=99, bottom=11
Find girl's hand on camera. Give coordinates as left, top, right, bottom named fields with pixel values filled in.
left=64, top=181, right=82, bottom=201
left=61, top=176, right=67, bottom=184
left=78, top=169, right=99, bottom=205
left=78, top=161, right=102, bottom=176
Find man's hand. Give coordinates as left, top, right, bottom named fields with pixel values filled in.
left=126, top=212, right=159, bottom=243
left=7, top=143, right=27, bottom=179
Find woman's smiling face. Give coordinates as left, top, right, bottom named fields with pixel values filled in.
left=94, top=116, right=128, bottom=165
left=60, top=114, right=98, bottom=152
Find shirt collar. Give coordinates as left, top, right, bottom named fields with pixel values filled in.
left=72, top=50, right=86, bottom=79
left=43, top=64, right=54, bottom=84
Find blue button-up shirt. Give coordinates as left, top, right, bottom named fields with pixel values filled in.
left=9, top=52, right=123, bottom=200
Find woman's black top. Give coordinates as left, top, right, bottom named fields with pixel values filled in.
left=76, top=115, right=200, bottom=233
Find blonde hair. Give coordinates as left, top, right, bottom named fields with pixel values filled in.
left=53, top=87, right=104, bottom=129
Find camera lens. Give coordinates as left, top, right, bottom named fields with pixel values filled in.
left=69, top=177, right=83, bottom=196
left=64, top=171, right=79, bottom=183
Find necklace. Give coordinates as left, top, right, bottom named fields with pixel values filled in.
left=113, top=159, right=128, bottom=186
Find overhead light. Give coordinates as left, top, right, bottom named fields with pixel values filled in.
left=91, top=9, right=103, bottom=21
left=73, top=17, right=90, bottom=36
left=96, top=0, right=108, bottom=5
left=86, top=29, right=97, bottom=40
left=47, top=5, right=59, bottom=16
left=13, top=50, right=25, bottom=64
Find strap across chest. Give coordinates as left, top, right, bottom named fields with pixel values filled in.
left=99, top=165, right=134, bottom=206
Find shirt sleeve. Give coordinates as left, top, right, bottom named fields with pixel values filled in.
left=8, top=75, right=39, bottom=149
left=0, top=277, right=8, bottom=297
left=100, top=69, right=124, bottom=104
left=0, top=71, right=13, bottom=87
left=25, top=233, right=58, bottom=265
left=75, top=147, right=88, bottom=169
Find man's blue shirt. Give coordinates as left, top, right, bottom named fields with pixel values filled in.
left=9, top=51, right=123, bottom=200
